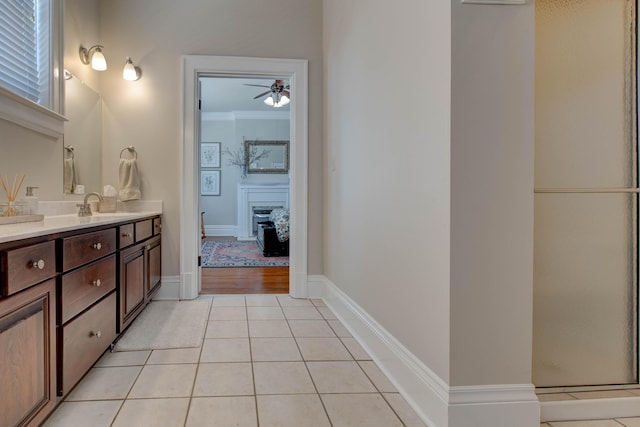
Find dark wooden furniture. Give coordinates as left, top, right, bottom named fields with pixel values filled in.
left=118, top=218, right=162, bottom=332
left=0, top=213, right=161, bottom=427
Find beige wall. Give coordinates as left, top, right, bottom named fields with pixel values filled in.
left=98, top=0, right=323, bottom=275
left=450, top=2, right=535, bottom=386
left=323, top=0, right=452, bottom=381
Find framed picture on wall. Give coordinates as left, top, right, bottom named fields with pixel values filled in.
left=201, top=142, right=221, bottom=168
left=201, top=170, right=220, bottom=196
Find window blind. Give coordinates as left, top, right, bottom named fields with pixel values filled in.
left=0, top=0, right=50, bottom=107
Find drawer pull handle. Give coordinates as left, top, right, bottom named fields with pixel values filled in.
left=30, top=259, right=45, bottom=270
left=121, top=232, right=131, bottom=237
left=90, top=330, right=102, bottom=338
left=92, top=242, right=102, bottom=250
left=92, top=279, right=102, bottom=287
left=146, top=244, right=151, bottom=250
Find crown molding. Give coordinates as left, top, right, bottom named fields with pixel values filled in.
left=201, top=110, right=290, bottom=121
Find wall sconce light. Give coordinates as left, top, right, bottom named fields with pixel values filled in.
left=122, top=57, right=142, bottom=81
left=79, top=45, right=107, bottom=71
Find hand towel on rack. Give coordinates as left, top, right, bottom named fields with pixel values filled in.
left=63, top=157, right=78, bottom=193
left=118, top=158, right=141, bottom=201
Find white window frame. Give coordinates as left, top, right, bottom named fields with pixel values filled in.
left=0, top=0, right=65, bottom=139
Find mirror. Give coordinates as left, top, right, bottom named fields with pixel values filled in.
left=245, top=140, right=289, bottom=174
left=63, top=73, right=102, bottom=194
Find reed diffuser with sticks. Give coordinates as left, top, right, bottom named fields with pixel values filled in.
left=1, top=174, right=26, bottom=217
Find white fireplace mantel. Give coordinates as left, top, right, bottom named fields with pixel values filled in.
left=237, top=183, right=290, bottom=240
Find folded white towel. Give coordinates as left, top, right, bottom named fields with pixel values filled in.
left=63, top=157, right=78, bottom=194
left=118, top=158, right=141, bottom=201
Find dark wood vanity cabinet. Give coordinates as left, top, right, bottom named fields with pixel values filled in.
left=0, top=213, right=161, bottom=426
left=118, top=218, right=162, bottom=333
left=0, top=272, right=56, bottom=427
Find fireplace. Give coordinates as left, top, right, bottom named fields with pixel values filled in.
left=237, top=183, right=289, bottom=240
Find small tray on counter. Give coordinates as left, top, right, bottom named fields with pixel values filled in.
left=0, top=214, right=45, bottom=225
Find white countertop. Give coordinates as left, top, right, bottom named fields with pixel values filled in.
left=0, top=211, right=162, bottom=244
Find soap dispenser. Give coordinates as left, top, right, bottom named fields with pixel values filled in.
left=24, top=186, right=39, bottom=214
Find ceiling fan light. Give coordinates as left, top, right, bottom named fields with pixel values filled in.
left=263, top=96, right=275, bottom=106
left=279, top=95, right=290, bottom=106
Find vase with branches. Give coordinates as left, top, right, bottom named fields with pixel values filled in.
left=222, top=144, right=270, bottom=180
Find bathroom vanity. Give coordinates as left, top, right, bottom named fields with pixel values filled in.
left=0, top=210, right=161, bottom=427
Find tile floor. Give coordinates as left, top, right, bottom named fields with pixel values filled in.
left=42, top=295, right=428, bottom=427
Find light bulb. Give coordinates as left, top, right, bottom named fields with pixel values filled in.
left=279, top=95, right=290, bottom=106
left=263, top=96, right=275, bottom=106
left=91, top=48, right=107, bottom=71
left=123, top=58, right=139, bottom=81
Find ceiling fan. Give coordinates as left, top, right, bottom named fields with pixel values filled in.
left=245, top=79, right=290, bottom=107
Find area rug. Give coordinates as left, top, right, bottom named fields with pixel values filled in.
left=201, top=240, right=289, bottom=267
left=114, top=300, right=211, bottom=351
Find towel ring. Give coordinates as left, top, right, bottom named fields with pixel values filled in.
left=64, top=145, right=74, bottom=159
left=120, top=146, right=137, bottom=160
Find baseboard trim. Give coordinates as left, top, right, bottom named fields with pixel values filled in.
left=541, top=397, right=640, bottom=422
left=153, top=276, right=180, bottom=300
left=204, top=225, right=237, bottom=237
left=320, top=275, right=539, bottom=427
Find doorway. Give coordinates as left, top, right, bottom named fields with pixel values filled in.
left=181, top=56, right=308, bottom=300
left=198, top=76, right=290, bottom=294
left=533, top=0, right=638, bottom=388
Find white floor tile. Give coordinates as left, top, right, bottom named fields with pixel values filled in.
left=66, top=366, right=142, bottom=401
left=248, top=320, right=292, bottom=337
left=42, top=400, right=122, bottom=427
left=193, top=362, right=254, bottom=396
left=95, top=350, right=150, bottom=367
left=277, top=295, right=314, bottom=307
left=250, top=337, right=302, bottom=361
left=245, top=295, right=280, bottom=307
left=210, top=306, right=247, bottom=321
left=307, top=361, right=376, bottom=393
left=147, top=347, right=201, bottom=364
left=200, top=338, right=251, bottom=362
left=253, top=361, right=317, bottom=394
left=257, top=394, right=331, bottom=427
left=247, top=306, right=285, bottom=320
left=187, top=396, right=258, bottom=427
left=359, top=361, right=397, bottom=392
left=317, top=306, right=337, bottom=319
left=282, top=306, right=323, bottom=320
left=212, top=295, right=246, bottom=306
left=321, top=393, right=403, bottom=427
left=111, top=398, right=190, bottom=427
left=310, top=298, right=327, bottom=307
left=549, top=421, right=628, bottom=427
left=326, top=319, right=352, bottom=337
left=296, top=337, right=353, bottom=361
left=288, top=320, right=336, bottom=337
left=618, top=418, right=640, bottom=427
left=383, top=393, right=428, bottom=427
left=341, top=337, right=372, bottom=360
left=205, top=320, right=249, bottom=338
left=128, top=364, right=197, bottom=398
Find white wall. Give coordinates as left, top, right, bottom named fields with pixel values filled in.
left=323, top=0, right=452, bottom=382
left=98, top=0, right=323, bottom=275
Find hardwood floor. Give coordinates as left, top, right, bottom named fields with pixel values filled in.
left=201, top=266, right=289, bottom=294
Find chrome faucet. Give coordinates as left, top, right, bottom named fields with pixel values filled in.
left=77, top=192, right=103, bottom=217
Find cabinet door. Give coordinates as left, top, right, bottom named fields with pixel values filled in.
left=0, top=279, right=56, bottom=427
left=119, top=244, right=145, bottom=332
left=146, top=236, right=161, bottom=300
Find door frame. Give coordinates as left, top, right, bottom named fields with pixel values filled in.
left=180, top=55, right=308, bottom=299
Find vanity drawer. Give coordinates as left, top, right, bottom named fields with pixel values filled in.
left=60, top=292, right=116, bottom=395
left=135, top=219, right=152, bottom=242
left=153, top=217, right=161, bottom=235
left=119, top=223, right=134, bottom=248
left=1, top=240, right=56, bottom=296
left=60, top=255, right=116, bottom=324
left=62, top=228, right=116, bottom=271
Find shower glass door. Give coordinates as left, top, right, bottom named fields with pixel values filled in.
left=533, top=0, right=638, bottom=387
